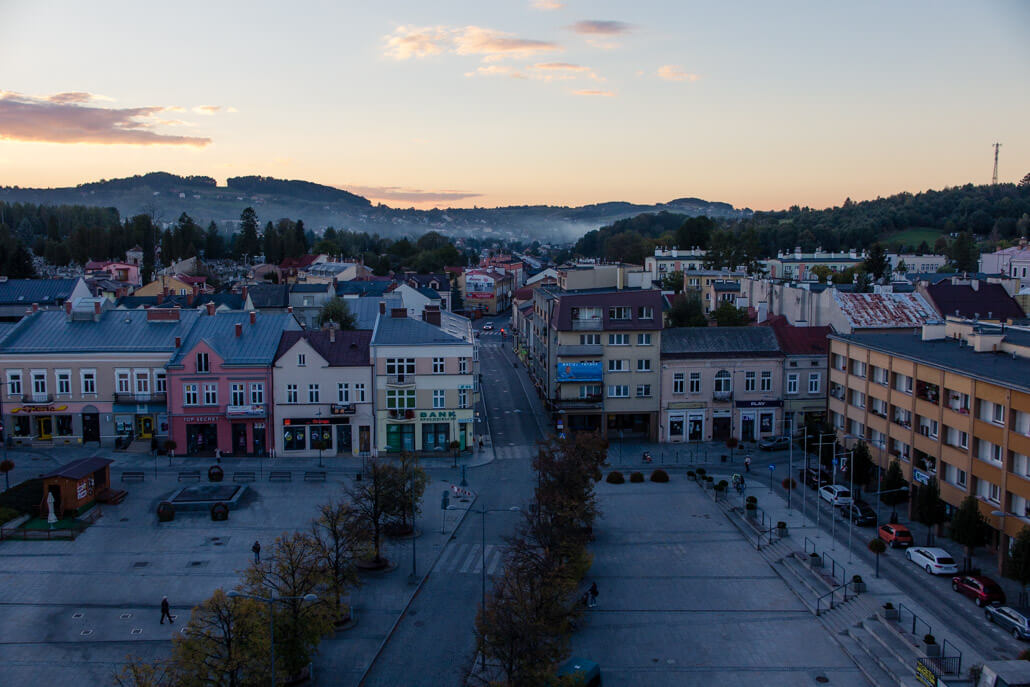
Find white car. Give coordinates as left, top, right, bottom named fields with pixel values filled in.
left=907, top=547, right=959, bottom=575
left=482, top=323, right=494, bottom=331
left=819, top=484, right=853, bottom=507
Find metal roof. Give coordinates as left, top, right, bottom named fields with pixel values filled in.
left=43, top=457, right=113, bottom=480
left=247, top=283, right=290, bottom=308
left=336, top=281, right=391, bottom=297
left=168, top=312, right=301, bottom=366
left=0, top=278, right=81, bottom=306
left=661, top=326, right=782, bottom=358
left=834, top=292, right=939, bottom=329
left=372, top=313, right=469, bottom=347
left=0, top=308, right=202, bottom=354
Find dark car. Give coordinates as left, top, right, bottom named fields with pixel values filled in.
left=758, top=436, right=791, bottom=451
left=801, top=467, right=829, bottom=490
left=838, top=501, right=877, bottom=526
left=952, top=574, right=1006, bottom=607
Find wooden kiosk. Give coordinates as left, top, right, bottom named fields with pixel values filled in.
left=40, top=457, right=118, bottom=518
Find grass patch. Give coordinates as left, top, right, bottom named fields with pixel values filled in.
left=883, top=227, right=944, bottom=247
left=0, top=506, right=21, bottom=526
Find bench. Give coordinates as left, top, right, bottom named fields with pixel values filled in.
left=177, top=470, right=201, bottom=482
left=233, top=471, right=256, bottom=483
left=303, top=471, right=327, bottom=482
left=120, top=471, right=145, bottom=483
left=96, top=487, right=128, bottom=505
left=268, top=471, right=292, bottom=482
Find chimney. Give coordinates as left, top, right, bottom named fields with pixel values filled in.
left=206, top=302, right=216, bottom=316
left=163, top=286, right=169, bottom=298
left=187, top=289, right=195, bottom=306
left=192, top=284, right=199, bottom=299
left=93, top=301, right=101, bottom=315
left=174, top=336, right=181, bottom=348
left=31, top=302, right=38, bottom=313
left=64, top=301, right=72, bottom=316
left=423, top=305, right=441, bottom=327
left=288, top=305, right=293, bottom=313
left=329, top=324, right=336, bottom=343
left=241, top=285, right=248, bottom=302
left=379, top=301, right=386, bottom=314
left=235, top=323, right=243, bottom=337
left=249, top=311, right=256, bottom=325
left=391, top=308, right=407, bottom=319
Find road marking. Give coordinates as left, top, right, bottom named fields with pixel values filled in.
left=458, top=546, right=482, bottom=574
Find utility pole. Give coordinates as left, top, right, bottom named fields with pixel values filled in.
left=992, top=142, right=1002, bottom=185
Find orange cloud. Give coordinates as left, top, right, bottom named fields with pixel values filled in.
left=193, top=105, right=237, bottom=115
left=0, top=91, right=211, bottom=146
left=531, top=0, right=563, bottom=9
left=657, top=65, right=699, bottom=82
left=465, top=65, right=528, bottom=79
left=383, top=25, right=560, bottom=62
left=572, top=89, right=615, bottom=97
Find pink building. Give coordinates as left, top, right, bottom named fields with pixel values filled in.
left=166, top=310, right=300, bottom=457
left=85, top=260, right=142, bottom=287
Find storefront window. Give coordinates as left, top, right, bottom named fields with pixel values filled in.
left=283, top=427, right=306, bottom=451
left=386, top=423, right=415, bottom=452
left=56, top=415, right=73, bottom=436
left=422, top=423, right=450, bottom=451
left=13, top=416, right=30, bottom=436
left=115, top=415, right=133, bottom=435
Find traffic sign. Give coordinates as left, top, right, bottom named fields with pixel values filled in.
left=559, top=432, right=566, bottom=440
left=768, top=464, right=775, bottom=471
left=832, top=458, right=839, bottom=467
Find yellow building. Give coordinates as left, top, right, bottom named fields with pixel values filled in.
left=135, top=275, right=207, bottom=297
left=828, top=319, right=1030, bottom=572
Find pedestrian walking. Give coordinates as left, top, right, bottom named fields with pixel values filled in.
left=588, top=581, right=598, bottom=607
left=160, top=596, right=173, bottom=625
left=252, top=540, right=261, bottom=564
left=745, top=455, right=751, bottom=472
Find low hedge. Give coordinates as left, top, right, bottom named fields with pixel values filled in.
left=650, top=469, right=669, bottom=483
left=0, top=506, right=20, bottom=526
left=629, top=472, right=645, bottom=483
left=606, top=471, right=625, bottom=484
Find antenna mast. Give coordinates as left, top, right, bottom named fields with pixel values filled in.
left=992, top=142, right=1002, bottom=185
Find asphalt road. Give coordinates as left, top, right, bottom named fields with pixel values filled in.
left=360, top=332, right=542, bottom=685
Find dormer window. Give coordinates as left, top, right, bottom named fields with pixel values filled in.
left=196, top=353, right=209, bottom=373
left=298, top=354, right=306, bottom=367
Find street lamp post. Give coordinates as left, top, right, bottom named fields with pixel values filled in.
left=315, top=409, right=324, bottom=468
left=451, top=506, right=521, bottom=612
left=227, top=590, right=318, bottom=686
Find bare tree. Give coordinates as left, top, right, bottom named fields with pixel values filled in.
left=171, top=588, right=268, bottom=687
left=310, top=499, right=361, bottom=623
left=346, top=458, right=394, bottom=566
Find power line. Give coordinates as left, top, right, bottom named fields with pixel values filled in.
left=992, top=142, right=1002, bottom=185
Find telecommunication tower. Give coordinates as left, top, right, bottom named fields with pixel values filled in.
left=992, top=142, right=1002, bottom=185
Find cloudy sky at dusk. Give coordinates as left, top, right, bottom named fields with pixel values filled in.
left=0, top=0, right=1027, bottom=210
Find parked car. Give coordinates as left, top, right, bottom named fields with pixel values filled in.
left=907, top=547, right=959, bottom=575
left=555, top=657, right=601, bottom=687
left=952, top=574, right=1006, bottom=607
left=877, top=523, right=914, bottom=548
left=758, top=435, right=791, bottom=451
left=838, top=501, right=876, bottom=526
left=801, top=467, right=829, bottom=490
left=819, top=484, right=853, bottom=507
left=482, top=322, right=494, bottom=331
left=985, top=605, right=1030, bottom=640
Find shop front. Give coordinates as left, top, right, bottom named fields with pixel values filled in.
left=7, top=401, right=114, bottom=446
left=281, top=416, right=369, bottom=457
left=665, top=402, right=705, bottom=443
left=112, top=401, right=169, bottom=445
left=378, top=409, right=474, bottom=455
left=181, top=414, right=221, bottom=456
left=735, top=400, right=782, bottom=441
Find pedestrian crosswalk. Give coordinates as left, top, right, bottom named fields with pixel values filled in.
left=433, top=543, right=507, bottom=575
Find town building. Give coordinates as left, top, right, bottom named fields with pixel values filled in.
left=289, top=282, right=334, bottom=329
left=460, top=268, right=513, bottom=316
left=644, top=247, right=709, bottom=280
left=273, top=327, right=373, bottom=459
left=888, top=253, right=947, bottom=275
left=660, top=327, right=784, bottom=442
left=84, top=260, right=142, bottom=287
left=557, top=262, right=653, bottom=291
left=0, top=298, right=200, bottom=447
left=980, top=243, right=1030, bottom=287
left=765, top=248, right=866, bottom=281
left=166, top=310, right=300, bottom=457
left=0, top=277, right=92, bottom=322
left=370, top=307, right=479, bottom=454
left=917, top=280, right=1025, bottom=322
left=135, top=274, right=211, bottom=297
left=759, top=315, right=830, bottom=432
left=828, top=319, right=1030, bottom=571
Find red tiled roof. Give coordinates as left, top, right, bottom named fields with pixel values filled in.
left=759, top=314, right=831, bottom=355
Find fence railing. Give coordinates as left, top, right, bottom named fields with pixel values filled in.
left=816, top=582, right=849, bottom=615
left=898, top=602, right=932, bottom=639
left=804, top=536, right=817, bottom=555
left=821, top=551, right=845, bottom=586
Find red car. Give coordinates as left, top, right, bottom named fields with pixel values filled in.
left=878, top=523, right=914, bottom=548
left=952, top=574, right=1006, bottom=607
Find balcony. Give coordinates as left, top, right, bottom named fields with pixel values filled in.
left=115, top=392, right=167, bottom=404
left=915, top=381, right=940, bottom=405
left=713, top=389, right=733, bottom=401
left=387, top=408, right=416, bottom=421
left=554, top=395, right=603, bottom=410
left=571, top=319, right=603, bottom=331
left=20, top=393, right=53, bottom=405
left=386, top=374, right=417, bottom=388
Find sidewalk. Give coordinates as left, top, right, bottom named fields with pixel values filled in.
left=697, top=466, right=993, bottom=671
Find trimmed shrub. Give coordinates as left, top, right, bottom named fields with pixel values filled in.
left=696, top=468, right=707, bottom=478
left=629, top=472, right=644, bottom=483
left=852, top=575, right=863, bottom=583
left=650, top=469, right=669, bottom=483
left=746, top=495, right=757, bottom=506
left=923, top=634, right=936, bottom=645
left=686, top=470, right=696, bottom=480
left=715, top=479, right=729, bottom=492
left=883, top=602, right=894, bottom=610
left=777, top=521, right=787, bottom=529
left=606, top=471, right=625, bottom=484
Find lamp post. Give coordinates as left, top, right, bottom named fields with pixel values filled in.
left=408, top=455, right=420, bottom=585
left=314, top=409, right=324, bottom=468
left=451, top=505, right=520, bottom=611
left=811, top=432, right=835, bottom=532
left=992, top=510, right=1018, bottom=579
left=227, top=590, right=318, bottom=686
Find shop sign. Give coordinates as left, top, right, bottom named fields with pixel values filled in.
left=76, top=476, right=95, bottom=500
left=734, top=400, right=783, bottom=408
left=183, top=415, right=220, bottom=424
left=668, top=401, right=706, bottom=409
left=912, top=469, right=930, bottom=486
left=226, top=404, right=266, bottom=418
left=12, top=405, right=68, bottom=414
left=331, top=403, right=356, bottom=415
left=420, top=410, right=457, bottom=419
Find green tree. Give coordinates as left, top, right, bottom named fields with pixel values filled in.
left=667, top=294, right=707, bottom=327
left=171, top=588, right=268, bottom=687
left=951, top=494, right=988, bottom=572
left=659, top=270, right=684, bottom=293
left=384, top=452, right=428, bottom=533
left=880, top=460, right=909, bottom=511
left=809, top=265, right=832, bottom=284
left=863, top=242, right=889, bottom=281
left=235, top=207, right=261, bottom=261
left=204, top=222, right=226, bottom=260
left=316, top=297, right=356, bottom=329
left=1007, top=526, right=1030, bottom=606
left=914, top=476, right=947, bottom=545
left=949, top=231, right=979, bottom=273
left=676, top=216, right=714, bottom=249
left=895, top=259, right=908, bottom=274
left=847, top=441, right=874, bottom=495
left=868, top=538, right=887, bottom=578
left=710, top=301, right=749, bottom=326
left=346, top=458, right=393, bottom=566
left=309, top=500, right=360, bottom=624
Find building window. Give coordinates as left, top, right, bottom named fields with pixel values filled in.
left=355, top=383, right=366, bottom=402
left=638, top=306, right=654, bottom=320
left=637, top=359, right=652, bottom=372
left=608, top=306, right=631, bottom=320
left=579, top=384, right=601, bottom=399
left=745, top=371, right=756, bottom=392
left=689, top=372, right=701, bottom=394
left=673, top=373, right=684, bottom=394
left=184, top=383, right=198, bottom=406
left=6, top=370, right=21, bottom=397
left=760, top=371, right=772, bottom=392
left=458, top=388, right=469, bottom=408
left=115, top=370, right=129, bottom=394
left=636, top=384, right=652, bottom=398
left=196, top=352, right=209, bottom=373
left=56, top=370, right=71, bottom=396
left=338, top=383, right=350, bottom=403
left=308, top=384, right=320, bottom=403
left=607, top=359, right=628, bottom=372
left=607, top=384, right=629, bottom=398
left=135, top=371, right=149, bottom=394
left=787, top=373, right=799, bottom=395
left=579, top=334, right=600, bottom=345
left=808, top=373, right=821, bottom=394
left=433, top=389, right=445, bottom=409
left=250, top=383, right=264, bottom=405
left=283, top=426, right=306, bottom=451
left=80, top=370, right=94, bottom=396
left=637, top=333, right=652, bottom=346
left=608, top=333, right=629, bottom=346
left=714, top=371, right=731, bottom=393
left=386, top=389, right=416, bottom=409
left=287, top=384, right=298, bottom=404
left=297, top=353, right=306, bottom=367
left=154, top=371, right=166, bottom=394
left=957, top=469, right=967, bottom=487
left=203, top=383, right=218, bottom=405
left=459, top=358, right=468, bottom=374
left=433, top=357, right=445, bottom=374
left=230, top=383, right=245, bottom=406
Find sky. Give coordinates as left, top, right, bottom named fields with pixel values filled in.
left=0, top=0, right=1028, bottom=211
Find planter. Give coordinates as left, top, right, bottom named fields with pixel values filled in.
left=924, top=643, right=940, bottom=658
left=809, top=554, right=823, bottom=569
left=882, top=606, right=899, bottom=620
left=852, top=581, right=867, bottom=593
left=208, top=465, right=224, bottom=482
left=746, top=508, right=757, bottom=521
left=777, top=525, right=788, bottom=537
left=157, top=501, right=175, bottom=523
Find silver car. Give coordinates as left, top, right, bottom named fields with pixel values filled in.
left=985, top=605, right=1030, bottom=640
